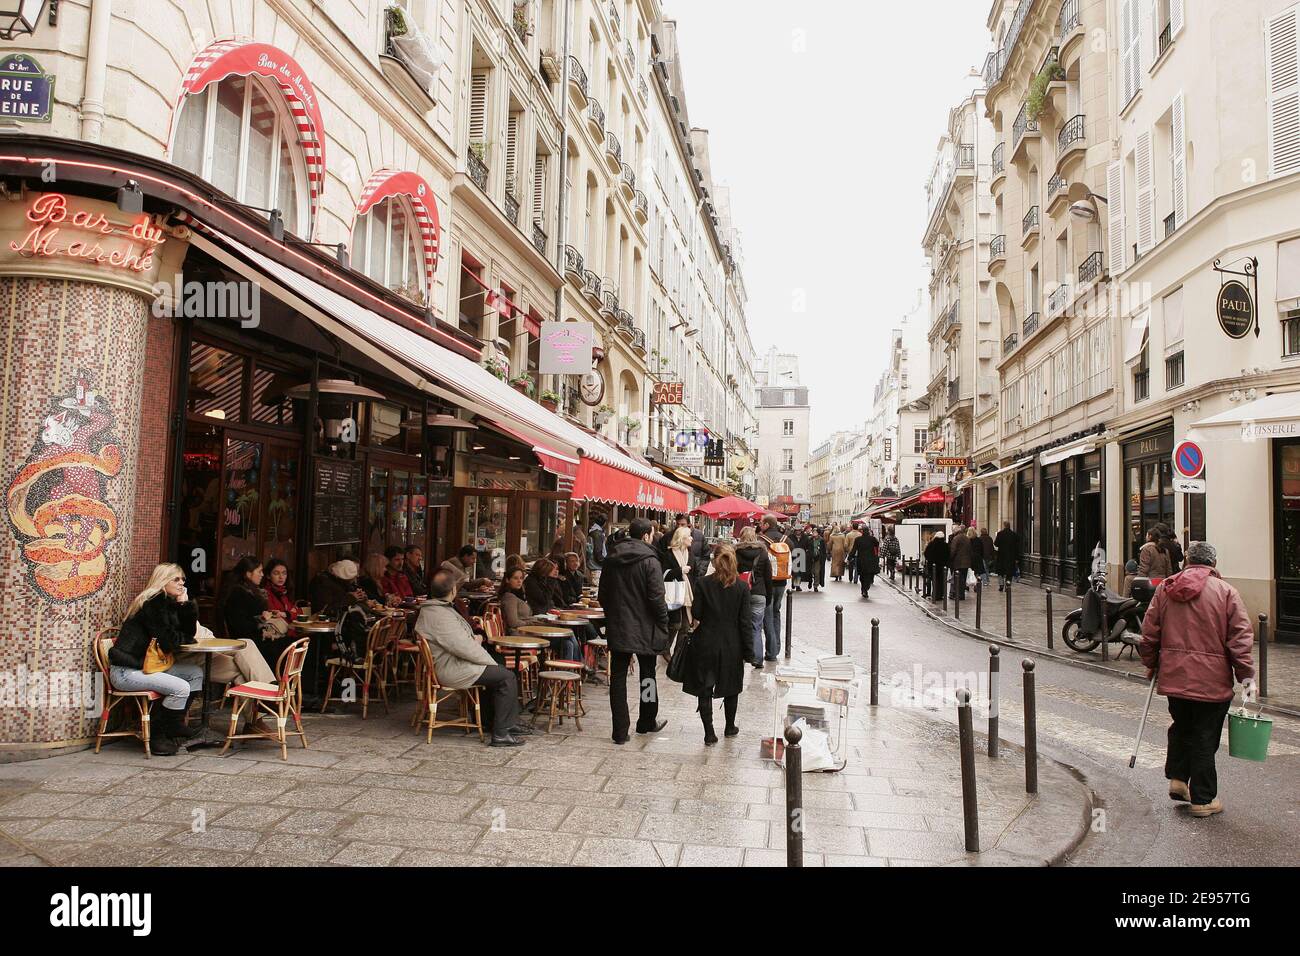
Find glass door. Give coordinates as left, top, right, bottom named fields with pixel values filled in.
left=1274, top=440, right=1300, bottom=643
left=221, top=437, right=264, bottom=575
left=463, top=494, right=510, bottom=578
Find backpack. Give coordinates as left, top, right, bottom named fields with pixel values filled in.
left=765, top=536, right=791, bottom=581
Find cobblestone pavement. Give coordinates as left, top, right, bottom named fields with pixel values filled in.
left=0, top=608, right=1091, bottom=868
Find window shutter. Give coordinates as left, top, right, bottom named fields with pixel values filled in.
left=533, top=155, right=546, bottom=225
left=1107, top=160, right=1127, bottom=274
left=1171, top=92, right=1188, bottom=226
left=1119, top=0, right=1134, bottom=105
left=1149, top=0, right=1160, bottom=66
left=1170, top=0, right=1184, bottom=39
left=505, top=114, right=519, bottom=189
left=1128, top=0, right=1143, bottom=101
left=1267, top=9, right=1300, bottom=178
left=1135, top=128, right=1155, bottom=254
left=469, top=72, right=488, bottom=143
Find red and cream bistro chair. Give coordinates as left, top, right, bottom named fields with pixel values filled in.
left=93, top=627, right=159, bottom=758
left=220, top=637, right=310, bottom=761
left=413, top=638, right=484, bottom=743
left=320, top=617, right=394, bottom=719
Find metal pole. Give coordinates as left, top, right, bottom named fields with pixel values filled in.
left=835, top=605, right=843, bottom=656
left=975, top=579, right=983, bottom=630
left=1005, top=580, right=1012, bottom=641
left=870, top=617, right=880, bottom=707
left=1101, top=593, right=1109, bottom=663
left=784, top=724, right=803, bottom=867
left=954, top=572, right=962, bottom=620
left=1045, top=587, right=1053, bottom=649
left=942, top=569, right=949, bottom=612
left=1022, top=659, right=1038, bottom=794
left=784, top=586, right=792, bottom=661
left=956, top=688, right=979, bottom=852
left=988, top=645, right=1000, bottom=758
left=1258, top=613, right=1269, bottom=698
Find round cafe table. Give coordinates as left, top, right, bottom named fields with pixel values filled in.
left=490, top=635, right=551, bottom=707
left=289, top=619, right=341, bottom=697
left=178, top=637, right=246, bottom=728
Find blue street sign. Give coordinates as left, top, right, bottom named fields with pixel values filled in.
left=0, top=54, right=53, bottom=123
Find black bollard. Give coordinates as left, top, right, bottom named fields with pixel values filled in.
left=942, top=570, right=949, bottom=612
left=1022, top=659, right=1038, bottom=794
left=1101, top=595, right=1109, bottom=663
left=870, top=617, right=880, bottom=707
left=1258, top=614, right=1269, bottom=699
left=835, top=605, right=843, bottom=656
left=784, top=586, right=793, bottom=661
left=1005, top=582, right=1013, bottom=641
left=956, top=688, right=980, bottom=852
left=784, top=724, right=803, bottom=867
left=975, top=579, right=983, bottom=630
left=954, top=573, right=962, bottom=620
left=1045, top=587, right=1054, bottom=649
left=988, top=645, right=1000, bottom=758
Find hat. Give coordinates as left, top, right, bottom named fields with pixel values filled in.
left=330, top=559, right=359, bottom=581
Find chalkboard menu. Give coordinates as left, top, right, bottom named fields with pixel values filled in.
left=312, top=459, right=363, bottom=546
left=428, top=478, right=452, bottom=508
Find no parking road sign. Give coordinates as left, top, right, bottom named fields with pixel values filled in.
left=1172, top=440, right=1205, bottom=479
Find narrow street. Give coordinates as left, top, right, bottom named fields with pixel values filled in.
left=786, top=576, right=1300, bottom=867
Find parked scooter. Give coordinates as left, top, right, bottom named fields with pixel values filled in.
left=1061, top=567, right=1159, bottom=653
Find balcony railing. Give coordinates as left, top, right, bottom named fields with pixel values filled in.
left=620, top=162, right=636, bottom=192
left=600, top=281, right=619, bottom=314
left=1158, top=21, right=1172, bottom=57
left=1022, top=205, right=1040, bottom=236
left=984, top=0, right=1033, bottom=89
left=992, top=142, right=1005, bottom=178
left=631, top=328, right=646, bottom=353
left=1023, top=312, right=1040, bottom=337
left=1047, top=173, right=1066, bottom=202
left=581, top=269, right=601, bottom=300
left=607, top=0, right=620, bottom=36
left=947, top=379, right=962, bottom=407
left=1048, top=283, right=1070, bottom=314
left=1058, top=114, right=1086, bottom=154
left=1078, top=250, right=1104, bottom=284
left=532, top=222, right=547, bottom=256
left=1003, top=332, right=1019, bottom=356
left=605, top=130, right=622, bottom=164
left=615, top=309, right=635, bottom=336
left=990, top=234, right=1007, bottom=260
left=957, top=144, right=975, bottom=167
left=1163, top=211, right=1177, bottom=239
left=633, top=189, right=648, bottom=219
left=563, top=244, right=584, bottom=276
left=587, top=97, right=605, bottom=132
left=638, top=73, right=648, bottom=103
left=467, top=148, right=489, bottom=191
left=1013, top=103, right=1039, bottom=147
left=624, top=40, right=635, bottom=70
left=504, top=192, right=520, bottom=225
left=943, top=301, right=960, bottom=334
left=1059, top=0, right=1081, bottom=38
left=567, top=55, right=588, bottom=99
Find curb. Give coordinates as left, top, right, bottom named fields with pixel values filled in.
left=882, top=577, right=1300, bottom=720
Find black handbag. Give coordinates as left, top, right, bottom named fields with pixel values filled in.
left=666, top=630, right=691, bottom=683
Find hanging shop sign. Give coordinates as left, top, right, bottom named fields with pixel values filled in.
left=651, top=380, right=684, bottom=406
left=579, top=369, right=605, bottom=406
left=0, top=53, right=53, bottom=122
left=1213, top=257, right=1259, bottom=339
left=539, top=321, right=594, bottom=375
left=704, top=438, right=725, bottom=468
left=935, top=457, right=969, bottom=469
left=6, top=193, right=165, bottom=275
left=427, top=478, right=453, bottom=508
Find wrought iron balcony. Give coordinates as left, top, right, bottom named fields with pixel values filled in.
left=1013, top=103, right=1039, bottom=147
left=567, top=55, right=588, bottom=99
left=1003, top=332, right=1019, bottom=356
left=1058, top=114, right=1086, bottom=154
left=1023, top=312, right=1040, bottom=337
left=1022, top=205, right=1040, bottom=236
left=620, top=162, right=636, bottom=193
left=587, top=97, right=605, bottom=133
left=1158, top=21, right=1172, bottom=57
left=605, top=130, right=622, bottom=164
left=600, top=281, right=619, bottom=314
left=1048, top=283, right=1070, bottom=314
left=990, top=234, right=1007, bottom=260
left=467, top=148, right=489, bottom=191
left=615, top=309, right=635, bottom=336
left=1163, top=211, right=1176, bottom=239
left=1078, top=250, right=1104, bottom=285
left=564, top=244, right=584, bottom=277
left=992, top=142, right=1005, bottom=178
left=631, top=328, right=646, bottom=353
left=943, top=301, right=960, bottom=335
left=948, top=379, right=962, bottom=407
left=638, top=73, right=648, bottom=103
left=532, top=222, right=547, bottom=256
left=957, top=144, right=975, bottom=168
left=504, top=192, right=520, bottom=225
left=1047, top=173, right=1066, bottom=202
left=624, top=40, right=635, bottom=70
left=1059, top=0, right=1081, bottom=38
left=633, top=189, right=648, bottom=219
left=607, top=0, right=620, bottom=36
left=581, top=269, right=601, bottom=300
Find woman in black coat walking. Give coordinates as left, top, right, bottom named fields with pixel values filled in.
left=993, top=522, right=1021, bottom=590
left=681, top=547, right=755, bottom=744
left=851, top=529, right=881, bottom=598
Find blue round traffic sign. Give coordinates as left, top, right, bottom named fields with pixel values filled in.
left=1173, top=440, right=1205, bottom=479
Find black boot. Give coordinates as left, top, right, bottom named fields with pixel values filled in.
left=699, top=699, right=718, bottom=745
left=149, top=707, right=181, bottom=756
left=173, top=704, right=204, bottom=741
left=723, top=696, right=739, bottom=737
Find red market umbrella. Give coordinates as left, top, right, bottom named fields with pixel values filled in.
left=691, top=495, right=768, bottom=521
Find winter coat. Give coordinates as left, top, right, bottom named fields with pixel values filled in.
left=560, top=568, right=587, bottom=606
left=415, top=600, right=496, bottom=689
left=499, top=589, right=533, bottom=631
left=735, top=544, right=772, bottom=599
left=587, top=524, right=608, bottom=570
left=968, top=536, right=986, bottom=575
left=993, top=529, right=1020, bottom=576
left=949, top=531, right=973, bottom=571
left=403, top=564, right=428, bottom=596
left=524, top=573, right=562, bottom=615
left=310, top=572, right=359, bottom=617
left=597, top=539, right=670, bottom=655
left=923, top=536, right=950, bottom=571
left=829, top=533, right=848, bottom=576
left=882, top=535, right=901, bottom=562
left=1137, top=541, right=1173, bottom=580
left=852, top=532, right=881, bottom=577
left=979, top=532, right=996, bottom=566
left=222, top=581, right=269, bottom=643
left=111, top=593, right=198, bottom=670
left=681, top=574, right=755, bottom=699
left=382, top=569, right=414, bottom=600
left=1164, top=537, right=1184, bottom=574
left=1139, top=566, right=1255, bottom=702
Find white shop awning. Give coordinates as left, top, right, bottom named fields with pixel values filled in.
left=971, top=456, right=1034, bottom=483
left=1124, top=310, right=1150, bottom=363
left=1191, top=391, right=1300, bottom=440
left=1040, top=437, right=1097, bottom=467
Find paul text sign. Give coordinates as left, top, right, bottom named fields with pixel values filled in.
left=1217, top=280, right=1254, bottom=339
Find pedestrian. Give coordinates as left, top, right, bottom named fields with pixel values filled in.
left=663, top=525, right=696, bottom=661
left=1159, top=525, right=1184, bottom=575
left=949, top=524, right=972, bottom=600
left=882, top=528, right=902, bottom=581
left=967, top=527, right=986, bottom=591
left=735, top=526, right=772, bottom=669
left=587, top=515, right=608, bottom=575
left=978, top=527, right=996, bottom=589
left=924, top=531, right=950, bottom=603
left=993, top=521, right=1020, bottom=591
left=597, top=517, right=671, bottom=743
left=681, top=546, right=756, bottom=744
left=809, top=526, right=826, bottom=592
left=851, top=525, right=881, bottom=599
left=758, top=515, right=791, bottom=660
left=829, top=526, right=848, bottom=581
left=1138, top=542, right=1257, bottom=817
left=846, top=523, right=862, bottom=584
left=1137, top=528, right=1174, bottom=580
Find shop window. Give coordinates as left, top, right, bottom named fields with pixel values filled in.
left=1283, top=308, right=1300, bottom=357
left=1164, top=350, right=1185, bottom=389
left=172, top=75, right=307, bottom=235
left=350, top=196, right=425, bottom=302
left=189, top=342, right=246, bottom=422
left=1133, top=348, right=1150, bottom=402
left=1042, top=478, right=1059, bottom=558
left=1189, top=491, right=1206, bottom=544
left=250, top=364, right=296, bottom=427
left=1063, top=472, right=1076, bottom=559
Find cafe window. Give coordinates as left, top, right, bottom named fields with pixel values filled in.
left=366, top=465, right=429, bottom=557
left=189, top=342, right=246, bottom=422
left=1018, top=470, right=1035, bottom=555
left=1127, top=459, right=1174, bottom=561
left=250, top=363, right=296, bottom=427
left=172, top=75, right=308, bottom=235
left=1041, top=477, right=1059, bottom=558
left=350, top=196, right=425, bottom=303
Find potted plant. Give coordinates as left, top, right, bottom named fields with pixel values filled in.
left=594, top=404, right=615, bottom=427
left=483, top=354, right=508, bottom=381
left=620, top=415, right=641, bottom=433
left=540, top=388, right=561, bottom=411
left=469, top=140, right=489, bottom=163
left=510, top=373, right=535, bottom=397
left=1026, top=61, right=1065, bottom=121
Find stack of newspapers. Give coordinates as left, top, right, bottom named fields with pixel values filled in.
left=816, top=655, right=855, bottom=681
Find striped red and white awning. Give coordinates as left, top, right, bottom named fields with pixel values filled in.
left=356, top=168, right=441, bottom=294
left=175, top=39, right=326, bottom=236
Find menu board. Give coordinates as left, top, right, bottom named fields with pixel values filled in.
left=427, top=478, right=452, bottom=508
left=312, top=459, right=363, bottom=546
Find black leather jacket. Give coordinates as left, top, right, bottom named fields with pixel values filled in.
left=110, top=594, right=198, bottom=670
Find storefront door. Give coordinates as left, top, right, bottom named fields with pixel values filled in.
left=1123, top=427, right=1175, bottom=563
left=1272, top=439, right=1300, bottom=644
left=451, top=489, right=571, bottom=575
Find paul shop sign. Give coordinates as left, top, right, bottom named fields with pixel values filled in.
left=0, top=54, right=52, bottom=122
left=7, top=193, right=165, bottom=274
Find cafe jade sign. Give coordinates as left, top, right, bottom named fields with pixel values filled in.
left=539, top=320, right=594, bottom=375
left=0, top=54, right=52, bottom=123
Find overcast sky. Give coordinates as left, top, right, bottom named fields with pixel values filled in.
left=666, top=0, right=992, bottom=444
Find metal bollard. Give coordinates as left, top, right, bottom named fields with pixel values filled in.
left=1258, top=614, right=1269, bottom=699
left=784, top=587, right=793, bottom=661
left=870, top=617, right=880, bottom=707
left=975, top=580, right=983, bottom=630
left=954, top=573, right=962, bottom=620
left=1101, top=597, right=1109, bottom=663
left=956, top=688, right=980, bottom=852
left=1045, top=588, right=1054, bottom=650
left=784, top=724, right=803, bottom=867
left=1022, top=659, right=1038, bottom=794
left=835, top=605, right=843, bottom=656
left=988, top=645, right=1000, bottom=758
left=942, top=570, right=949, bottom=612
left=1005, top=582, right=1013, bottom=641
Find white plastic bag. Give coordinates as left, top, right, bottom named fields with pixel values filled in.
left=788, top=717, right=836, bottom=772
left=664, top=579, right=688, bottom=611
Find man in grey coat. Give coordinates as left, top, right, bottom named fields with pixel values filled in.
left=416, top=570, right=532, bottom=747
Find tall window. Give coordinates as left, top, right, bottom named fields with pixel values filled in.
left=782, top=479, right=793, bottom=496
left=173, top=75, right=307, bottom=234
left=782, top=449, right=794, bottom=472
left=351, top=197, right=424, bottom=301
left=1133, top=347, right=1150, bottom=402
left=1285, top=307, right=1300, bottom=357
left=783, top=419, right=794, bottom=436
left=914, top=427, right=928, bottom=453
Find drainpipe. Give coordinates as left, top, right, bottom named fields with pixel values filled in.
left=80, top=0, right=112, bottom=143
left=553, top=0, right=573, bottom=413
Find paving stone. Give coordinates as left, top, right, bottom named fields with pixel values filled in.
left=824, top=854, right=889, bottom=867
left=463, top=782, right=541, bottom=803
left=473, top=828, right=582, bottom=864
left=172, top=775, right=295, bottom=803
left=773, top=822, right=868, bottom=855
left=802, top=773, right=895, bottom=795
left=275, top=809, right=351, bottom=836
left=395, top=848, right=503, bottom=866
left=637, top=813, right=769, bottom=849
left=672, top=799, right=752, bottom=819
left=503, top=751, right=608, bottom=773
left=333, top=843, right=404, bottom=866
left=25, top=819, right=120, bottom=842
left=107, top=771, right=212, bottom=797
left=212, top=805, right=292, bottom=829
left=174, top=755, right=250, bottom=775
left=464, top=799, right=568, bottom=831
left=521, top=769, right=609, bottom=792
left=336, top=815, right=481, bottom=851
left=168, top=826, right=262, bottom=852
left=36, top=766, right=143, bottom=793
left=61, top=795, right=163, bottom=820
left=614, top=795, right=678, bottom=814
left=850, top=793, right=963, bottom=816
left=602, top=776, right=704, bottom=799
left=40, top=843, right=167, bottom=867
left=866, top=828, right=967, bottom=861
left=679, top=844, right=745, bottom=867
left=558, top=806, right=643, bottom=838
left=235, top=762, right=359, bottom=784
left=274, top=784, right=365, bottom=809
left=140, top=800, right=233, bottom=826
left=530, top=788, right=624, bottom=809
left=0, top=818, right=45, bottom=838
left=96, top=822, right=179, bottom=846
left=224, top=747, right=343, bottom=768
left=339, top=789, right=480, bottom=820
left=0, top=792, right=85, bottom=817
left=700, top=783, right=770, bottom=804
left=743, top=848, right=824, bottom=867
left=303, top=735, right=417, bottom=757
left=676, top=764, right=783, bottom=787
left=257, top=833, right=343, bottom=862
left=153, top=848, right=251, bottom=867
left=571, top=837, right=668, bottom=866
left=327, top=754, right=424, bottom=774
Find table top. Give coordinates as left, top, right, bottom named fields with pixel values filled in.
left=553, top=616, right=600, bottom=629
left=289, top=619, right=340, bottom=633
left=180, top=638, right=245, bottom=652
left=517, top=625, right=572, bottom=638
left=461, top=591, right=497, bottom=602
left=557, top=608, right=604, bottom=618
left=491, top=635, right=551, bottom=650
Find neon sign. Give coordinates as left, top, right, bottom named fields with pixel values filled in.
left=8, top=193, right=165, bottom=273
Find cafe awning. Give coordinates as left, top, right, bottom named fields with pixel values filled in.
left=572, top=458, right=688, bottom=512
left=1040, top=438, right=1096, bottom=467
left=657, top=463, right=731, bottom=502
left=478, top=418, right=580, bottom=480
left=1192, top=391, right=1300, bottom=438
left=971, top=456, right=1034, bottom=482
left=191, top=227, right=688, bottom=502
left=859, top=484, right=946, bottom=519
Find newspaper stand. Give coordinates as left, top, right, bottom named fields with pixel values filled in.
left=764, top=662, right=856, bottom=773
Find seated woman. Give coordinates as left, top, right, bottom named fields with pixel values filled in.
left=497, top=567, right=535, bottom=632
left=524, top=559, right=580, bottom=661
left=560, top=552, right=588, bottom=606
left=222, top=555, right=291, bottom=671
left=503, top=553, right=527, bottom=581
left=263, top=559, right=296, bottom=620
left=307, top=559, right=371, bottom=659
left=358, top=553, right=398, bottom=606
left=110, top=564, right=209, bottom=755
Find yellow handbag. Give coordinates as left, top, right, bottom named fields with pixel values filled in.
left=142, top=638, right=174, bottom=675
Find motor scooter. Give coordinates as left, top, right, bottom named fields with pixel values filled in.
left=1061, top=568, right=1159, bottom=655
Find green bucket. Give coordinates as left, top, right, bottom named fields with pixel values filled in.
left=1227, top=706, right=1272, bottom=762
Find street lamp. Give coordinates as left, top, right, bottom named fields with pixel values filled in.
left=1069, top=189, right=1109, bottom=222
left=0, top=0, right=49, bottom=40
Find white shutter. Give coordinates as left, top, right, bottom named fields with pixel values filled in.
left=1129, top=0, right=1143, bottom=100
left=469, top=72, right=488, bottom=143
left=1170, top=0, right=1184, bottom=39
left=505, top=114, right=519, bottom=188
left=1266, top=9, right=1300, bottom=178
left=1135, top=129, right=1155, bottom=254
left=1171, top=92, right=1188, bottom=227
left=533, top=155, right=546, bottom=225
left=1149, top=0, right=1160, bottom=66
left=1107, top=160, right=1127, bottom=274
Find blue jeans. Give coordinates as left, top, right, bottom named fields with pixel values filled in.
left=749, top=594, right=766, bottom=663
left=109, top=662, right=204, bottom=710
left=764, top=581, right=787, bottom=659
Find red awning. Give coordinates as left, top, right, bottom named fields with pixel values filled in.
left=175, top=39, right=326, bottom=233
left=357, top=168, right=441, bottom=291
left=573, top=458, right=688, bottom=512
left=481, top=419, right=579, bottom=479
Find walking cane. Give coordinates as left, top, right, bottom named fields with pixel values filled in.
left=1129, top=671, right=1158, bottom=769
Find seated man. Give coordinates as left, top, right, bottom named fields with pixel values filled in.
left=416, top=570, right=532, bottom=748
left=439, top=544, right=494, bottom=591
left=403, top=545, right=428, bottom=597
left=381, top=546, right=415, bottom=601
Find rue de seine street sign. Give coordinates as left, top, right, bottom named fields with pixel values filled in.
left=0, top=53, right=52, bottom=123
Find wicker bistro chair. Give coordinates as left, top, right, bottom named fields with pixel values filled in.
left=320, top=617, right=394, bottom=718
left=386, top=614, right=422, bottom=701
left=475, top=609, right=538, bottom=700
left=538, top=658, right=585, bottom=717
left=413, top=638, right=484, bottom=743
left=93, top=628, right=160, bottom=758
left=220, top=637, right=311, bottom=761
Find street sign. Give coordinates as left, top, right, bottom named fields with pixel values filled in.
left=936, top=457, right=969, bottom=468
left=1172, top=439, right=1205, bottom=479
left=1174, top=477, right=1206, bottom=494
left=651, top=381, right=684, bottom=405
